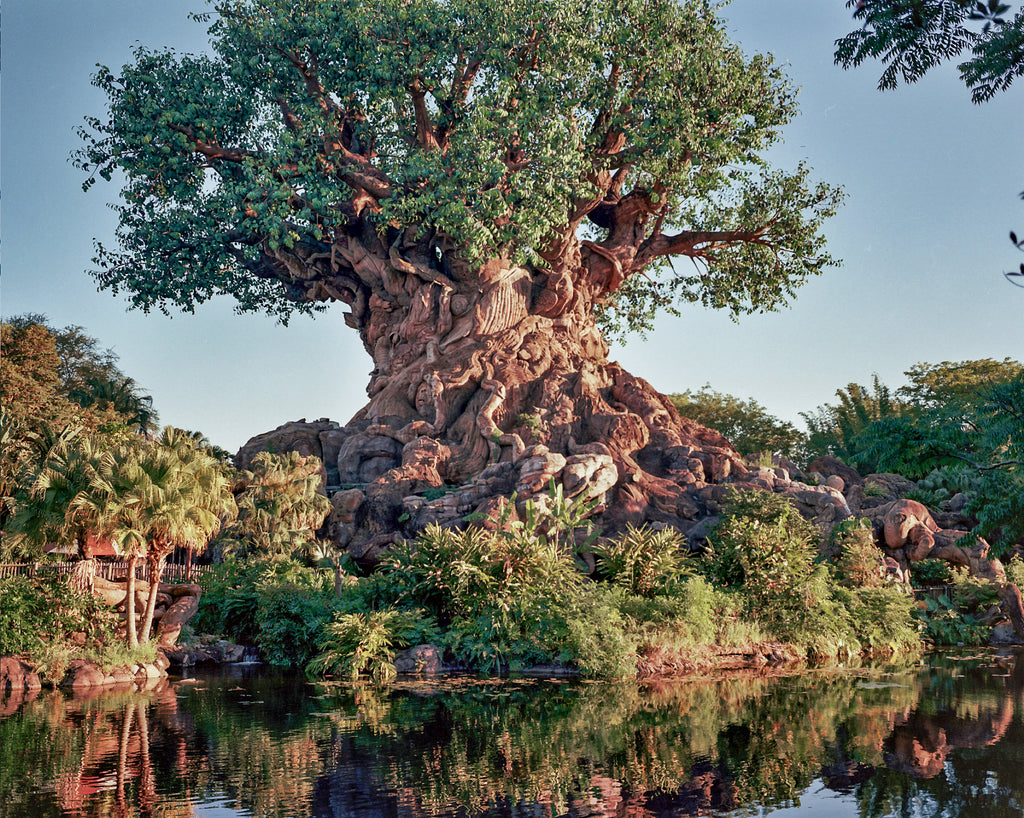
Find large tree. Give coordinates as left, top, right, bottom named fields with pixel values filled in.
left=77, top=0, right=841, bottom=552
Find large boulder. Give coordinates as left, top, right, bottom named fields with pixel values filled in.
left=235, top=418, right=345, bottom=486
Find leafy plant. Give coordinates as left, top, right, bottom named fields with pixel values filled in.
left=914, top=567, right=1003, bottom=646
left=0, top=574, right=121, bottom=682
left=593, top=524, right=690, bottom=597
left=830, top=517, right=887, bottom=589
left=307, top=608, right=438, bottom=683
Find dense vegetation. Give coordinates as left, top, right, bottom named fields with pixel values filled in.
left=2, top=316, right=1020, bottom=682
left=186, top=487, right=926, bottom=681
left=677, top=358, right=1024, bottom=554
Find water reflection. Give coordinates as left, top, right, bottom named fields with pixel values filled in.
left=2, top=652, right=1022, bottom=817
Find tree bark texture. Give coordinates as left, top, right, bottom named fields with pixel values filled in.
left=238, top=228, right=749, bottom=562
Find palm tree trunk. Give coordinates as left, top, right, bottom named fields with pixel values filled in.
left=71, top=528, right=96, bottom=593
left=139, top=552, right=166, bottom=644
left=125, top=556, right=140, bottom=649
left=115, top=701, right=135, bottom=815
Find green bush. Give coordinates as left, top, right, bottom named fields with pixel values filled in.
left=0, top=574, right=120, bottom=682
left=830, top=518, right=887, bottom=589
left=914, top=567, right=1002, bottom=646
left=255, top=574, right=336, bottom=667
left=307, top=608, right=438, bottom=683
left=705, top=490, right=830, bottom=642
left=832, top=586, right=920, bottom=656
left=909, top=558, right=953, bottom=587
left=592, top=525, right=690, bottom=597
left=381, top=520, right=582, bottom=624
left=194, top=558, right=336, bottom=667
left=1006, top=556, right=1024, bottom=588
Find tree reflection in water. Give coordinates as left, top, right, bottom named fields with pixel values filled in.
left=1, top=651, right=1022, bottom=817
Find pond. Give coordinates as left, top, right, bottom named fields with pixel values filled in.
left=2, top=650, right=1022, bottom=818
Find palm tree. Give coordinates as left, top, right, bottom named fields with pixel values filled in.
left=89, top=429, right=236, bottom=645
left=72, top=374, right=159, bottom=435
left=6, top=427, right=106, bottom=590
left=219, top=450, right=331, bottom=560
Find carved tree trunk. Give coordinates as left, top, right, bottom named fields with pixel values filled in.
left=241, top=225, right=749, bottom=562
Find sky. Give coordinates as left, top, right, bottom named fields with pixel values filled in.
left=3, top=0, right=1022, bottom=453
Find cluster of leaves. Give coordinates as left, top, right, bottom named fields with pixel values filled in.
left=214, top=450, right=332, bottom=560
left=1, top=315, right=160, bottom=529
left=704, top=491, right=921, bottom=657
left=835, top=0, right=1024, bottom=284
left=592, top=524, right=690, bottom=597
left=914, top=567, right=1004, bottom=646
left=194, top=558, right=338, bottom=666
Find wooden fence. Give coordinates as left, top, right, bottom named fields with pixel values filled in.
left=0, top=560, right=211, bottom=584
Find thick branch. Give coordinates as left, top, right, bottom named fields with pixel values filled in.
left=410, top=77, right=441, bottom=152
left=634, top=226, right=772, bottom=269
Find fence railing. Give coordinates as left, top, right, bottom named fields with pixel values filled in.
left=0, top=560, right=211, bottom=584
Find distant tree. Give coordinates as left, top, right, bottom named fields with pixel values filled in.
left=71, top=374, right=159, bottom=436
left=897, top=357, right=1024, bottom=408
left=803, top=359, right=1023, bottom=551
left=800, top=375, right=907, bottom=469
left=668, top=386, right=805, bottom=461
left=835, top=0, right=1024, bottom=285
left=2, top=315, right=159, bottom=431
left=1, top=316, right=161, bottom=526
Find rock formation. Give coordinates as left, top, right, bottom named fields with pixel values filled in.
left=92, top=576, right=202, bottom=648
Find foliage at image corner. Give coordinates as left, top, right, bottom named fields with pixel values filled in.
left=801, top=360, right=1024, bottom=554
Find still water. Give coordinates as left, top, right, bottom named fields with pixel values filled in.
left=2, top=651, right=1022, bottom=817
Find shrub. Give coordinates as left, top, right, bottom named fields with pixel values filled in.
left=307, top=608, right=438, bottom=683
left=705, top=490, right=830, bottom=642
left=194, top=558, right=336, bottom=666
left=592, top=525, right=690, bottom=597
left=909, top=559, right=953, bottom=587
left=833, top=586, right=920, bottom=657
left=0, top=574, right=120, bottom=682
left=830, top=517, right=887, bottom=588
left=914, top=567, right=1002, bottom=646
left=1006, top=556, right=1024, bottom=588
left=381, top=520, right=582, bottom=624
left=255, top=573, right=336, bottom=667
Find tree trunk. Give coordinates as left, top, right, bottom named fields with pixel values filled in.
left=125, top=556, right=140, bottom=649
left=71, top=529, right=96, bottom=593
left=139, top=551, right=167, bottom=644
left=240, top=238, right=749, bottom=563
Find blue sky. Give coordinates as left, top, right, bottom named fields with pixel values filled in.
left=4, top=0, right=1022, bottom=452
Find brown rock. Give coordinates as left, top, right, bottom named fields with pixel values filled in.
left=807, top=456, right=862, bottom=489
left=66, top=661, right=106, bottom=691
left=1, top=657, right=38, bottom=697
left=394, top=644, right=443, bottom=675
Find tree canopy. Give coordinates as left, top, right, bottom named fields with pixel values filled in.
left=835, top=0, right=1024, bottom=101
left=77, top=0, right=841, bottom=337
left=801, top=359, right=1024, bottom=551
